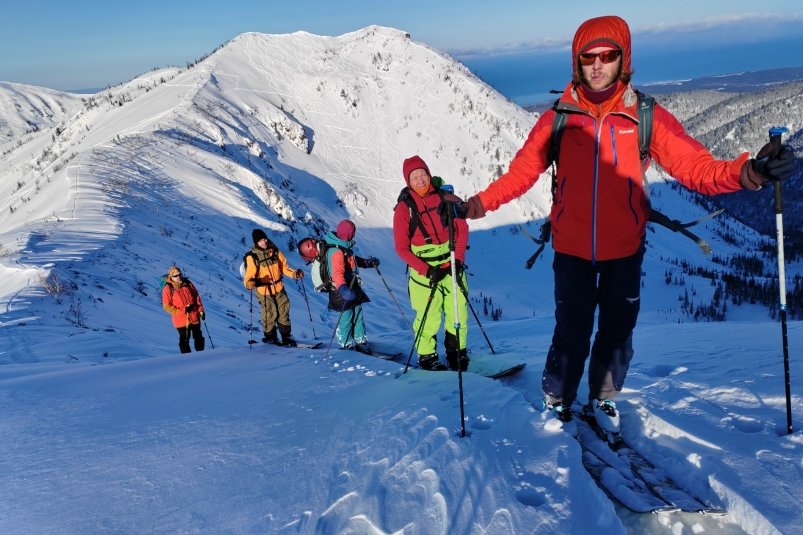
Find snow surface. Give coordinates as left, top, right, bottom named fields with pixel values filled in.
left=1, top=26, right=801, bottom=534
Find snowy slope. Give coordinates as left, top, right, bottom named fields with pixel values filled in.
left=0, top=26, right=801, bottom=534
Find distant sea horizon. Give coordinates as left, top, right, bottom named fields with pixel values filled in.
left=460, top=35, right=803, bottom=107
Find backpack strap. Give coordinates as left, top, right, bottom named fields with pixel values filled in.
left=636, top=90, right=654, bottom=163
left=321, top=242, right=353, bottom=291
left=634, top=90, right=721, bottom=255
left=535, top=91, right=719, bottom=264
left=648, top=208, right=724, bottom=255
left=244, top=252, right=260, bottom=277
left=397, top=187, right=443, bottom=244
left=546, top=99, right=567, bottom=203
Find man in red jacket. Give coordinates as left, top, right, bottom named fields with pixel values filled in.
left=446, top=15, right=796, bottom=435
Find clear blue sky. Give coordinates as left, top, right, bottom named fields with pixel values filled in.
left=1, top=0, right=802, bottom=91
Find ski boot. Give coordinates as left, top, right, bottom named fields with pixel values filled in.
left=446, top=349, right=470, bottom=371
left=586, top=399, right=623, bottom=447
left=418, top=353, right=448, bottom=371
left=543, top=396, right=573, bottom=423
left=354, top=342, right=373, bottom=355
left=262, top=329, right=281, bottom=345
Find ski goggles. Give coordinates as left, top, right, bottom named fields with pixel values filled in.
left=578, top=49, right=622, bottom=66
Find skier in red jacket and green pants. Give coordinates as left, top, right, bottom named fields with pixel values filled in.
left=393, top=155, right=470, bottom=372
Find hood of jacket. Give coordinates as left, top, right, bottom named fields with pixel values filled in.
left=324, top=231, right=353, bottom=250
left=571, top=15, right=632, bottom=84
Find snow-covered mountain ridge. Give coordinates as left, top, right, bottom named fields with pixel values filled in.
left=0, top=25, right=799, bottom=363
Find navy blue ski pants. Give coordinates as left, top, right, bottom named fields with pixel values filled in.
left=542, top=247, right=644, bottom=405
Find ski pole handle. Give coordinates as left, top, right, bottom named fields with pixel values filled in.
left=768, top=127, right=788, bottom=213
left=768, top=126, right=788, bottom=149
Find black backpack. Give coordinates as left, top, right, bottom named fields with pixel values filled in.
left=395, top=176, right=452, bottom=244
left=523, top=90, right=722, bottom=269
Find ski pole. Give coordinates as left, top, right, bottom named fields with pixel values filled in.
left=297, top=278, right=317, bottom=339
left=202, top=317, right=215, bottom=349
left=457, top=277, right=496, bottom=354
left=248, top=288, right=256, bottom=347
left=444, top=186, right=468, bottom=438
left=375, top=265, right=413, bottom=331
left=404, top=281, right=439, bottom=374
left=768, top=126, right=793, bottom=435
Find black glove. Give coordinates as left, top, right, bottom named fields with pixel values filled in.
left=199, top=311, right=206, bottom=320
left=294, top=269, right=305, bottom=279
left=426, top=265, right=449, bottom=285
left=366, top=256, right=380, bottom=268
left=745, top=144, right=797, bottom=189
left=439, top=194, right=486, bottom=224
left=338, top=284, right=356, bottom=303
left=252, top=279, right=265, bottom=287
left=438, top=193, right=467, bottom=226
left=764, top=146, right=796, bottom=181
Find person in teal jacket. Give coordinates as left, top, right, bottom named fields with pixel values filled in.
left=324, top=220, right=378, bottom=354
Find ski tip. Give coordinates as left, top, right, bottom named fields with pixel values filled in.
left=651, top=505, right=682, bottom=514
left=698, top=508, right=728, bottom=516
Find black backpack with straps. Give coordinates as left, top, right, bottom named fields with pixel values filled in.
left=396, top=180, right=456, bottom=268
left=523, top=90, right=722, bottom=269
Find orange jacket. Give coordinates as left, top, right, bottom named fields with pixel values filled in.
left=162, top=278, right=204, bottom=328
left=243, top=245, right=297, bottom=296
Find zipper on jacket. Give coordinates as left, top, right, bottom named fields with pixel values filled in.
left=591, top=118, right=602, bottom=264
left=627, top=178, right=639, bottom=225
left=610, top=125, right=618, bottom=167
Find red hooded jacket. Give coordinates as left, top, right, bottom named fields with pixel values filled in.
left=475, top=16, right=748, bottom=261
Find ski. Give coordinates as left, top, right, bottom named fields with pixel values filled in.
left=461, top=353, right=527, bottom=379
left=371, top=350, right=403, bottom=360
left=293, top=341, right=323, bottom=349
left=254, top=340, right=322, bottom=349
left=482, top=362, right=526, bottom=379
left=581, top=446, right=680, bottom=514
left=617, top=446, right=727, bottom=516
left=573, top=407, right=726, bottom=515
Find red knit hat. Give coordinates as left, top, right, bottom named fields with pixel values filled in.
left=336, top=219, right=356, bottom=241
left=402, top=155, right=430, bottom=184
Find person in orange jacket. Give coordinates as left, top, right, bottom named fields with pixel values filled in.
left=443, top=15, right=796, bottom=433
left=243, top=228, right=304, bottom=346
left=162, top=265, right=205, bottom=354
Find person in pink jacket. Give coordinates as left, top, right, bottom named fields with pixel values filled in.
left=444, top=15, right=796, bottom=435
left=162, top=265, right=205, bottom=354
